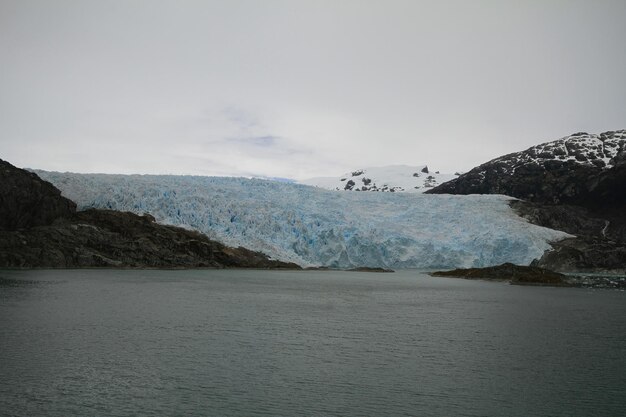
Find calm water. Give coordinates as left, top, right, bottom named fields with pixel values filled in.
left=0, top=269, right=624, bottom=417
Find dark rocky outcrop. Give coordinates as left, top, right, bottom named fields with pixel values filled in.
left=0, top=159, right=76, bottom=230
left=530, top=238, right=626, bottom=273
left=0, top=160, right=300, bottom=269
left=508, top=150, right=626, bottom=273
left=431, top=263, right=569, bottom=286
left=512, top=200, right=626, bottom=273
left=509, top=201, right=609, bottom=240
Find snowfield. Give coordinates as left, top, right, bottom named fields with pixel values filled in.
left=300, top=164, right=457, bottom=193
left=36, top=171, right=571, bottom=269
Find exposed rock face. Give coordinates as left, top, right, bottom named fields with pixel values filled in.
left=530, top=238, right=626, bottom=273
left=587, top=149, right=626, bottom=206
left=426, top=130, right=626, bottom=204
left=509, top=201, right=609, bottom=240
left=0, top=160, right=300, bottom=269
left=508, top=151, right=626, bottom=273
left=512, top=200, right=626, bottom=273
left=431, top=263, right=569, bottom=286
left=0, top=159, right=76, bottom=230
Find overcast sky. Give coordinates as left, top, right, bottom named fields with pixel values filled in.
left=1, top=0, right=625, bottom=179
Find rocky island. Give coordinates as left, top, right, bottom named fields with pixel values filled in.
left=431, top=263, right=570, bottom=286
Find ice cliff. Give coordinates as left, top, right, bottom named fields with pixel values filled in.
left=35, top=171, right=570, bottom=269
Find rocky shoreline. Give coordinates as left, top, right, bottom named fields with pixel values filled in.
left=431, top=263, right=626, bottom=289
left=431, top=263, right=571, bottom=286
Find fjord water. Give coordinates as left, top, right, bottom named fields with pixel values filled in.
left=1, top=270, right=624, bottom=417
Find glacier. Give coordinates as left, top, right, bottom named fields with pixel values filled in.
left=35, top=171, right=571, bottom=269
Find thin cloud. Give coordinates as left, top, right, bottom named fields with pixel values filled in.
left=229, top=135, right=277, bottom=147
left=1, top=1, right=624, bottom=178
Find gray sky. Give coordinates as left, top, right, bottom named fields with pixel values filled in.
left=1, top=0, right=625, bottom=179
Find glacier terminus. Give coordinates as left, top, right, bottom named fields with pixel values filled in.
left=36, top=171, right=570, bottom=269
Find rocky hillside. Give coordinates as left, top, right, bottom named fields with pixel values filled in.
left=0, top=159, right=76, bottom=230
left=427, top=131, right=626, bottom=273
left=426, top=130, right=626, bottom=204
left=0, top=159, right=299, bottom=269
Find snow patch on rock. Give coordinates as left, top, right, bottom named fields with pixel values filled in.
left=491, top=130, right=626, bottom=172
left=300, top=165, right=457, bottom=193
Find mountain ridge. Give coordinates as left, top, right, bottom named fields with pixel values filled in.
left=426, top=130, right=626, bottom=204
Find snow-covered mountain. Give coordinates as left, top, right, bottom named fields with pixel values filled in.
left=490, top=130, right=626, bottom=170
left=428, top=130, right=626, bottom=203
left=35, top=171, right=569, bottom=269
left=300, top=165, right=458, bottom=193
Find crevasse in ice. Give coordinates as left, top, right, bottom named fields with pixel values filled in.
left=36, top=171, right=571, bottom=269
